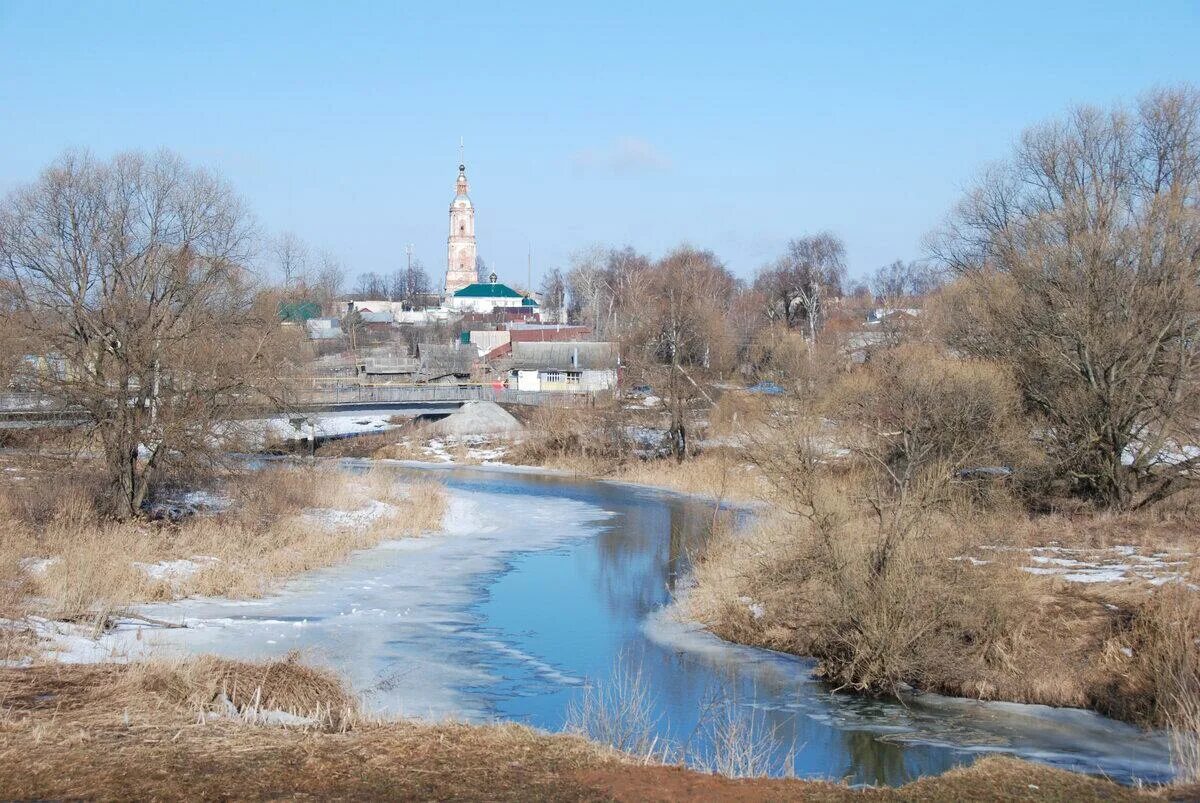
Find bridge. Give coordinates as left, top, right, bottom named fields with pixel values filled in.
left=0, top=383, right=601, bottom=429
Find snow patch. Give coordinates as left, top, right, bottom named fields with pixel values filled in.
left=134, top=557, right=221, bottom=585
left=302, top=500, right=397, bottom=531
left=19, top=557, right=59, bottom=576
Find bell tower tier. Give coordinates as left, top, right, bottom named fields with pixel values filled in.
left=445, top=163, right=478, bottom=295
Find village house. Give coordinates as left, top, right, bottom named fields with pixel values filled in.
left=467, top=324, right=592, bottom=358
left=507, top=341, right=619, bottom=393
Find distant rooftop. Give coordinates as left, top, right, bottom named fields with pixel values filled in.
left=453, top=282, right=524, bottom=299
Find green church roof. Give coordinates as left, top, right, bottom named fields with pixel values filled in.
left=453, top=282, right=524, bottom=298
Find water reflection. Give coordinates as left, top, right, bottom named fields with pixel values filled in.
left=404, top=464, right=1170, bottom=786
left=139, top=461, right=1171, bottom=785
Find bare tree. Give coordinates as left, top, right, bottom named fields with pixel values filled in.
left=312, top=251, right=345, bottom=309
left=565, top=245, right=609, bottom=332
left=625, top=246, right=738, bottom=461
left=870, top=259, right=941, bottom=304
left=538, top=267, right=567, bottom=323
left=929, top=87, right=1200, bottom=509
left=355, top=272, right=386, bottom=298
left=403, top=260, right=432, bottom=305
left=753, top=232, right=847, bottom=342
left=475, top=255, right=489, bottom=283
left=603, top=246, right=650, bottom=336
left=565, top=245, right=649, bottom=336
left=273, top=231, right=309, bottom=291
left=0, top=150, right=299, bottom=518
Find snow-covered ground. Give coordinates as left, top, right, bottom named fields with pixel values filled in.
left=975, top=544, right=1194, bottom=586
left=420, top=435, right=511, bottom=465
left=231, top=411, right=402, bottom=447
left=301, top=500, right=397, bottom=530
left=133, top=557, right=221, bottom=588
left=7, top=487, right=614, bottom=721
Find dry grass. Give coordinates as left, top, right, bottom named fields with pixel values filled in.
left=687, top=482, right=1200, bottom=726
left=122, top=653, right=360, bottom=730
left=505, top=403, right=769, bottom=502
left=0, top=461, right=446, bottom=631
left=604, top=450, right=768, bottom=504
left=565, top=655, right=667, bottom=762
left=507, top=404, right=634, bottom=474
left=0, top=658, right=1157, bottom=800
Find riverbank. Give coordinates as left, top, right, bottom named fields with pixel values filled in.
left=329, top=431, right=1200, bottom=738
left=0, top=455, right=445, bottom=664
left=0, top=657, right=1164, bottom=801
left=684, top=495, right=1200, bottom=739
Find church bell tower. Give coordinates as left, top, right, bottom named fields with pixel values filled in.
left=445, top=160, right=478, bottom=295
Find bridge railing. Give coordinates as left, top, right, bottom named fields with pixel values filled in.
left=0, top=382, right=606, bottom=421
left=296, top=381, right=602, bottom=407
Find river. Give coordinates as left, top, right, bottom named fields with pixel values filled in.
left=113, top=461, right=1172, bottom=785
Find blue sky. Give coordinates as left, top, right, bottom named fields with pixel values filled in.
left=2, top=1, right=1198, bottom=286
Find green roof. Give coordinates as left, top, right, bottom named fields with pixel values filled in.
left=453, top=282, right=523, bottom=298
left=278, top=300, right=322, bottom=322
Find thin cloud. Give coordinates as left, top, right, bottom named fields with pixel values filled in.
left=572, top=137, right=672, bottom=175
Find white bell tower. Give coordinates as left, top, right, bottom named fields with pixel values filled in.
left=445, top=148, right=477, bottom=295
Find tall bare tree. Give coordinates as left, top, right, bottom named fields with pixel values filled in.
left=312, top=251, right=345, bottom=309
left=565, top=245, right=609, bottom=333
left=0, top=150, right=298, bottom=518
left=273, top=231, right=309, bottom=292
left=930, top=87, right=1200, bottom=509
left=355, top=272, right=387, bottom=298
left=625, top=246, right=738, bottom=461
left=399, top=259, right=431, bottom=306
left=754, top=232, right=847, bottom=341
left=565, top=244, right=649, bottom=336
left=870, top=259, right=941, bottom=304
left=538, top=267, right=567, bottom=323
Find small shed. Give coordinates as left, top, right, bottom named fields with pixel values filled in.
left=416, top=343, right=476, bottom=383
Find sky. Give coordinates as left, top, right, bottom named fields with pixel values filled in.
left=2, top=1, right=1198, bottom=288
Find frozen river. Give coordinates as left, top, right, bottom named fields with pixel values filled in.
left=119, top=461, right=1172, bottom=785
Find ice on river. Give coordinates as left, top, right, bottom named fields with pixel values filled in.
left=644, top=606, right=1173, bottom=783
left=21, top=467, right=1177, bottom=783
left=79, top=486, right=614, bottom=720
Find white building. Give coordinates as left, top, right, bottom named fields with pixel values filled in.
left=305, top=317, right=343, bottom=340
left=446, top=273, right=540, bottom=315
left=508, top=342, right=618, bottom=393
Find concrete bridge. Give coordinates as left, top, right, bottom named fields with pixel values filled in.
left=0, top=384, right=599, bottom=429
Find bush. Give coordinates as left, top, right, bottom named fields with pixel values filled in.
left=508, top=405, right=632, bottom=468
